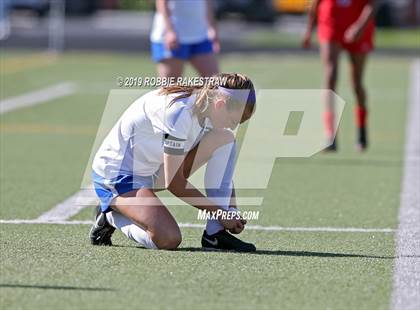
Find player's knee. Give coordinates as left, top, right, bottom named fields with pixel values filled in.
left=158, top=234, right=182, bottom=250
left=152, top=230, right=182, bottom=250
left=208, top=128, right=235, bottom=147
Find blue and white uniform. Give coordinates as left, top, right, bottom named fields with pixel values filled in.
left=92, top=90, right=212, bottom=212
left=150, top=0, right=213, bottom=62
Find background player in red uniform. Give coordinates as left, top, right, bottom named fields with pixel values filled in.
left=303, top=0, right=376, bottom=151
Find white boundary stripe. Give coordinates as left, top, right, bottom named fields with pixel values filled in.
left=36, top=192, right=264, bottom=222
left=0, top=219, right=395, bottom=233
left=0, top=82, right=77, bottom=114
left=0, top=219, right=94, bottom=225
left=391, top=60, right=420, bottom=310
left=36, top=188, right=97, bottom=221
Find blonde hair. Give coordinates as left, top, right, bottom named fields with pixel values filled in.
left=159, top=73, right=255, bottom=118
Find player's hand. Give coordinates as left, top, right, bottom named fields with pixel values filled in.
left=227, top=208, right=245, bottom=234
left=229, top=224, right=244, bottom=234
left=165, top=29, right=179, bottom=50
left=344, top=24, right=363, bottom=43
left=219, top=215, right=245, bottom=233
left=302, top=32, right=312, bottom=49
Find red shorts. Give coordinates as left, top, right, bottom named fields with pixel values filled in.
left=317, top=0, right=375, bottom=54
left=318, top=22, right=375, bottom=54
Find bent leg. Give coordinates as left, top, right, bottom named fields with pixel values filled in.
left=153, top=129, right=238, bottom=235
left=111, top=188, right=182, bottom=250
left=182, top=128, right=236, bottom=178
left=184, top=129, right=237, bottom=234
left=204, top=142, right=237, bottom=234
left=106, top=211, right=157, bottom=249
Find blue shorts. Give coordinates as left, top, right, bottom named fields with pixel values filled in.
left=151, top=39, right=213, bottom=63
left=92, top=170, right=156, bottom=213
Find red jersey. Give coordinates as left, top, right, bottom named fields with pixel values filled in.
left=317, top=0, right=375, bottom=53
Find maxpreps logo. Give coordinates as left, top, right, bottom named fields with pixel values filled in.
left=197, top=209, right=260, bottom=221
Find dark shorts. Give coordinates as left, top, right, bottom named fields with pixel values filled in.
left=150, top=39, right=213, bottom=63
left=92, top=170, right=156, bottom=213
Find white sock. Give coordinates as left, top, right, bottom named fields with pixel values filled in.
left=205, top=142, right=236, bottom=235
left=106, top=211, right=157, bottom=249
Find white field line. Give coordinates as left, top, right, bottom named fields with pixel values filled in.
left=36, top=192, right=264, bottom=222
left=391, top=60, right=420, bottom=310
left=36, top=187, right=98, bottom=221
left=0, top=219, right=94, bottom=225
left=0, top=82, right=77, bottom=114
left=0, top=219, right=395, bottom=233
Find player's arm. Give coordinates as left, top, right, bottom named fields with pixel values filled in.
left=155, top=0, right=178, bottom=49
left=206, top=0, right=220, bottom=53
left=163, top=138, right=245, bottom=231
left=302, top=0, right=322, bottom=49
left=345, top=0, right=377, bottom=43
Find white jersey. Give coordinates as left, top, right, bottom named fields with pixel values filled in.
left=150, top=0, right=209, bottom=44
left=92, top=89, right=212, bottom=179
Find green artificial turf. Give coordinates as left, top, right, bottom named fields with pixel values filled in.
left=1, top=224, right=395, bottom=310
left=0, top=50, right=412, bottom=309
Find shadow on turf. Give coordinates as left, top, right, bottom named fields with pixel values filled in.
left=110, top=245, right=395, bottom=259
left=175, top=247, right=395, bottom=259
left=0, top=284, right=115, bottom=291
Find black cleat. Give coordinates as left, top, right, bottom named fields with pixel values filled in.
left=201, top=230, right=256, bottom=252
left=356, top=126, right=368, bottom=151
left=89, top=206, right=115, bottom=246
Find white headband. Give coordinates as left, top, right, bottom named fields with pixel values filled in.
left=217, top=86, right=251, bottom=103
